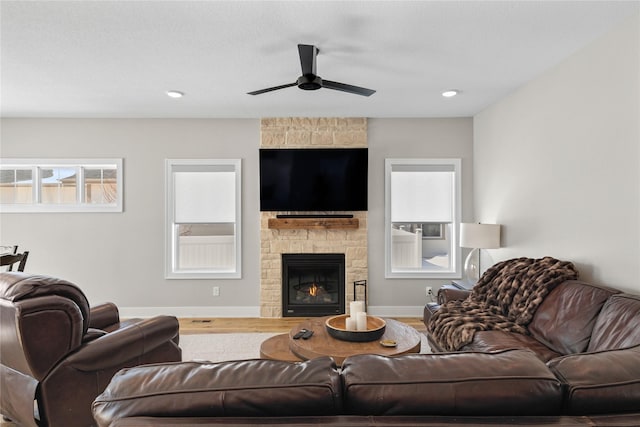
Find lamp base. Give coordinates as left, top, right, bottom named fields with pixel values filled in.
left=463, top=248, right=480, bottom=283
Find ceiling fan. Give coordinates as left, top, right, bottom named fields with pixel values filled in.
left=247, top=44, right=376, bottom=97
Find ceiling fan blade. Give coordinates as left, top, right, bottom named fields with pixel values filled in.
left=298, top=44, right=318, bottom=76
left=247, top=82, right=297, bottom=95
left=322, top=80, right=376, bottom=97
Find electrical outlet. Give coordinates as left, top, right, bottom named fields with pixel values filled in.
left=212, top=286, right=220, bottom=297
left=426, top=286, right=433, bottom=297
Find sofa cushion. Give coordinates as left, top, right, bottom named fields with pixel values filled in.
left=547, top=345, right=640, bottom=415
left=461, top=330, right=561, bottom=362
left=528, top=281, right=618, bottom=355
left=341, top=349, right=562, bottom=416
left=587, top=294, right=640, bottom=352
left=92, top=357, right=342, bottom=425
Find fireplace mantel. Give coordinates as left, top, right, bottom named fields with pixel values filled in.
left=268, top=217, right=359, bottom=230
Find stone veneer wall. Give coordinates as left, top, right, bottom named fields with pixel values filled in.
left=260, top=118, right=368, bottom=318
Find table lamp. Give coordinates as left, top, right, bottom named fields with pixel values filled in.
left=460, top=223, right=501, bottom=283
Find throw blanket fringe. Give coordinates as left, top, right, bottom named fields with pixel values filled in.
left=427, top=256, right=578, bottom=351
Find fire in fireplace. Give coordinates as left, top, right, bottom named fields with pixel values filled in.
left=282, top=253, right=345, bottom=317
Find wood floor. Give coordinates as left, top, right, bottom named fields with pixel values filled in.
left=179, top=317, right=427, bottom=334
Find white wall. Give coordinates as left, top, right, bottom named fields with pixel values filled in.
left=368, top=118, right=474, bottom=311
left=0, top=118, right=473, bottom=316
left=474, top=14, right=640, bottom=292
left=0, top=119, right=262, bottom=316
left=4, top=8, right=636, bottom=315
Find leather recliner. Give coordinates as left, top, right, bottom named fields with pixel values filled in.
left=0, top=272, right=182, bottom=427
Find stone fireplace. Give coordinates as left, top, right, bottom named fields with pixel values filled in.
left=260, top=118, right=368, bottom=318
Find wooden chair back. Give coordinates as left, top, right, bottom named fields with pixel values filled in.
left=1, top=251, right=29, bottom=272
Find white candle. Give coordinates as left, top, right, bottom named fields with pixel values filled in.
left=356, top=311, right=367, bottom=331
left=345, top=317, right=357, bottom=331
left=350, top=301, right=363, bottom=317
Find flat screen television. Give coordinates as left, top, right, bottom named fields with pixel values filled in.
left=259, top=148, right=368, bottom=212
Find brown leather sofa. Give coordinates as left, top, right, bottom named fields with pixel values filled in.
left=424, top=280, right=640, bottom=362
left=90, top=278, right=640, bottom=427
left=0, top=272, right=182, bottom=427
left=92, top=345, right=640, bottom=426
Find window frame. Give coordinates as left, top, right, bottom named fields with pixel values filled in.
left=384, top=158, right=462, bottom=279
left=0, top=158, right=123, bottom=213
left=165, top=158, right=242, bottom=280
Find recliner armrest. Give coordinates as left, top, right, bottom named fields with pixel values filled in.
left=65, top=316, right=180, bottom=371
left=89, top=302, right=120, bottom=329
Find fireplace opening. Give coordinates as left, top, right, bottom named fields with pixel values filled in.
left=282, top=253, right=345, bottom=317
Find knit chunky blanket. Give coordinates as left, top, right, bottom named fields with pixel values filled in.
left=427, top=256, right=578, bottom=351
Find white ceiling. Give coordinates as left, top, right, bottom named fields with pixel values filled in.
left=1, top=1, right=638, bottom=118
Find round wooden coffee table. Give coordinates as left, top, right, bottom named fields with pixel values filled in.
left=260, top=316, right=421, bottom=366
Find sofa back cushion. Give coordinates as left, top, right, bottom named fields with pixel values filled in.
left=528, top=280, right=618, bottom=355
left=587, top=294, right=640, bottom=352
left=92, top=357, right=342, bottom=426
left=341, top=349, right=562, bottom=416
left=547, top=344, right=640, bottom=415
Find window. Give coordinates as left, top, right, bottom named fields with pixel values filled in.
left=385, top=159, right=461, bottom=278
left=165, top=159, right=241, bottom=279
left=0, top=159, right=123, bottom=212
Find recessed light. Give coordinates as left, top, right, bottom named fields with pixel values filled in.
left=166, top=90, right=184, bottom=98
left=442, top=90, right=459, bottom=98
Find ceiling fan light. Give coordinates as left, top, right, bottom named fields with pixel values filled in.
left=442, top=90, right=459, bottom=98
left=166, top=90, right=184, bottom=98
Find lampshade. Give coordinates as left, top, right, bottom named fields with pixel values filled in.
left=460, top=223, right=501, bottom=249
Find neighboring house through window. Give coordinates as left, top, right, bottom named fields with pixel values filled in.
left=0, top=158, right=123, bottom=212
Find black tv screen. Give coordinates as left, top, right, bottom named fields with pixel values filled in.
left=259, top=148, right=368, bottom=212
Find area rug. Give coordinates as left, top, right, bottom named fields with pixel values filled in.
left=180, top=332, right=431, bottom=363
left=180, top=332, right=279, bottom=362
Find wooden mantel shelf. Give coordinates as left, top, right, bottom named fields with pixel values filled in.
left=268, top=217, right=359, bottom=230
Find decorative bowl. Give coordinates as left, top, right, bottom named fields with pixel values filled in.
left=325, top=314, right=386, bottom=342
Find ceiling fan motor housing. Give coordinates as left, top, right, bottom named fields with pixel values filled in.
left=297, top=75, right=323, bottom=91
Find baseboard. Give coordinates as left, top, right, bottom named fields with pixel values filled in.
left=368, top=305, right=425, bottom=317
left=119, top=305, right=424, bottom=319
left=119, top=306, right=261, bottom=319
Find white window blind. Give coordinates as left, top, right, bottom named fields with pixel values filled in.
left=174, top=171, right=235, bottom=223
left=391, top=167, right=454, bottom=223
